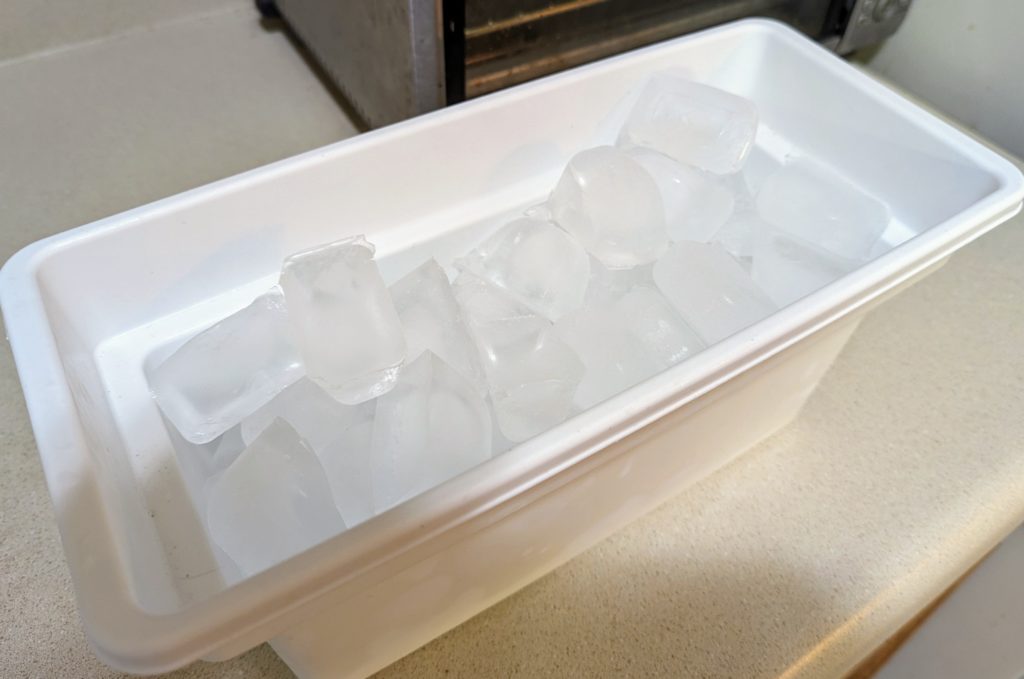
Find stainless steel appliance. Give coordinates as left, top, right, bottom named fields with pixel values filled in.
left=260, top=0, right=913, bottom=127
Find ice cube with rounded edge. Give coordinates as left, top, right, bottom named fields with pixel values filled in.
left=617, top=286, right=705, bottom=367
left=280, top=235, right=406, bottom=405
left=452, top=273, right=584, bottom=441
left=390, top=259, right=487, bottom=394
left=456, top=217, right=590, bottom=321
left=713, top=209, right=770, bottom=260
left=318, top=416, right=375, bottom=527
left=556, top=286, right=703, bottom=409
left=547, top=146, right=668, bottom=269
left=585, top=257, right=654, bottom=306
left=371, top=352, right=492, bottom=513
left=555, top=304, right=658, bottom=410
left=150, top=288, right=303, bottom=444
left=756, top=158, right=890, bottom=261
left=654, top=241, right=777, bottom=344
left=206, top=419, right=345, bottom=577
left=619, top=73, right=758, bottom=175
left=240, top=377, right=370, bottom=452
left=751, top=229, right=857, bottom=307
left=627, top=147, right=735, bottom=243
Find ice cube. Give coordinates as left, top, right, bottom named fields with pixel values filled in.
left=280, top=235, right=406, bottom=405
left=555, top=286, right=703, bottom=409
left=371, top=352, right=492, bottom=512
left=713, top=209, right=770, bottom=261
left=555, top=304, right=658, bottom=409
left=150, top=289, right=303, bottom=444
left=617, top=286, right=705, bottom=368
left=452, top=273, right=584, bottom=441
left=584, top=257, right=654, bottom=306
left=206, top=419, right=344, bottom=576
left=240, top=377, right=370, bottom=452
left=756, top=158, right=890, bottom=261
left=318, top=416, right=376, bottom=527
left=390, top=259, right=487, bottom=393
left=751, top=229, right=856, bottom=307
left=547, top=146, right=668, bottom=269
left=457, top=218, right=590, bottom=321
left=653, top=241, right=777, bottom=344
left=627, top=148, right=735, bottom=243
left=619, top=74, right=758, bottom=175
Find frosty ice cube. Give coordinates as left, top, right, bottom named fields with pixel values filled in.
left=150, top=289, right=303, bottom=444
left=206, top=419, right=344, bottom=576
left=713, top=209, right=770, bottom=261
left=756, top=158, right=890, bottom=261
left=371, top=352, right=492, bottom=512
left=751, top=229, right=856, bottom=307
left=547, top=146, right=668, bottom=269
left=240, top=377, right=370, bottom=452
left=653, top=241, right=777, bottom=344
left=556, top=286, right=703, bottom=409
left=318, top=416, right=376, bottom=528
left=452, top=273, right=585, bottom=441
left=584, top=257, right=655, bottom=306
left=628, top=148, right=735, bottom=243
left=555, top=304, right=658, bottom=409
left=280, top=235, right=406, bottom=404
left=617, top=286, right=705, bottom=368
left=390, top=259, right=487, bottom=393
left=619, top=74, right=758, bottom=175
left=457, top=218, right=590, bottom=321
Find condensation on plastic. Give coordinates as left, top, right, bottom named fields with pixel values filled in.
left=1, top=19, right=1021, bottom=679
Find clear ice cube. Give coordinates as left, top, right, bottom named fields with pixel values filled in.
left=371, top=352, right=492, bottom=512
left=206, top=419, right=344, bottom=576
left=547, top=146, right=668, bottom=269
left=457, top=217, right=590, bottom=321
left=390, top=259, right=487, bottom=394
left=628, top=148, right=735, bottom=243
left=240, top=377, right=370, bottom=452
left=756, top=158, right=890, bottom=261
left=150, top=289, right=303, bottom=444
left=713, top=209, right=770, bottom=261
left=556, top=286, right=703, bottom=409
left=653, top=241, right=777, bottom=344
left=751, top=229, right=856, bottom=307
left=452, top=273, right=584, bottom=442
left=280, top=235, right=406, bottom=405
left=619, top=74, right=758, bottom=175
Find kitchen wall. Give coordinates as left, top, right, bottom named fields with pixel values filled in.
left=861, top=0, right=1024, bottom=158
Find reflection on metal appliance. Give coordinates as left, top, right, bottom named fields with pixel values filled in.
left=261, top=0, right=912, bottom=127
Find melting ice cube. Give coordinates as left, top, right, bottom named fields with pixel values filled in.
left=280, top=235, right=406, bottom=405
left=206, top=419, right=344, bottom=576
left=457, top=217, right=590, bottom=321
left=584, top=257, right=655, bottom=307
left=452, top=273, right=584, bottom=442
left=548, top=146, right=668, bottom=269
left=653, top=241, right=776, bottom=344
left=556, top=286, right=703, bottom=408
left=150, top=289, right=303, bottom=444
left=390, top=259, right=487, bottom=394
left=756, top=158, right=890, bottom=262
left=371, top=352, right=492, bottom=512
left=628, top=147, right=735, bottom=243
left=751, top=229, right=856, bottom=307
left=619, top=74, right=758, bottom=175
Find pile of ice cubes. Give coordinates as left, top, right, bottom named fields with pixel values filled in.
left=150, top=73, right=890, bottom=577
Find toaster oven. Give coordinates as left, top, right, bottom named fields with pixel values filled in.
left=260, top=0, right=912, bottom=128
